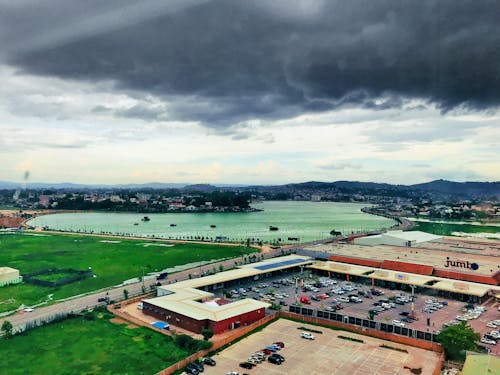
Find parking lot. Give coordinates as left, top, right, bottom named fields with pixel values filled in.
left=214, top=270, right=500, bottom=355
left=201, top=319, right=442, bottom=375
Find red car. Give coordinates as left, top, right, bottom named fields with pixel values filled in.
left=263, top=348, right=273, bottom=355
left=273, top=341, right=285, bottom=348
left=300, top=296, right=311, bottom=304
left=317, top=294, right=328, bottom=300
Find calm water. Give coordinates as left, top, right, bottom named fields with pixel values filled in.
left=27, top=201, right=395, bottom=243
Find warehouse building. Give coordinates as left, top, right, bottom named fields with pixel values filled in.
left=142, top=255, right=313, bottom=334
left=353, top=230, right=442, bottom=247
left=0, top=267, right=22, bottom=287
left=301, top=237, right=500, bottom=303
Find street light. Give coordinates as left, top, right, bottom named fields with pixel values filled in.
left=410, top=284, right=416, bottom=316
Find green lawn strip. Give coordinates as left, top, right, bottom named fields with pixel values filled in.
left=338, top=335, right=364, bottom=343
left=380, top=344, right=408, bottom=353
left=0, top=310, right=198, bottom=375
left=0, top=233, right=256, bottom=312
left=409, top=221, right=499, bottom=236
left=297, top=326, right=323, bottom=334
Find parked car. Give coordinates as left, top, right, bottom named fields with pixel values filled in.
left=488, top=331, right=500, bottom=339
left=269, top=353, right=285, bottom=362
left=268, top=356, right=283, bottom=365
left=301, top=332, right=315, bottom=340
left=273, top=341, right=285, bottom=348
left=239, top=362, right=254, bottom=369
left=185, top=363, right=199, bottom=375
left=480, top=338, right=497, bottom=345
left=191, top=360, right=204, bottom=372
left=202, top=357, right=216, bottom=366
left=484, top=334, right=498, bottom=342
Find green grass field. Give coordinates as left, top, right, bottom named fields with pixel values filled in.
left=0, top=309, right=200, bottom=375
left=0, top=232, right=256, bottom=312
left=409, top=221, right=500, bottom=236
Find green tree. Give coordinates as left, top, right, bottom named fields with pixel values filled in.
left=201, top=328, right=214, bottom=341
left=1, top=320, right=13, bottom=339
left=437, top=321, right=480, bottom=360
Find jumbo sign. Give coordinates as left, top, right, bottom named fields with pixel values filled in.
left=444, top=257, right=479, bottom=270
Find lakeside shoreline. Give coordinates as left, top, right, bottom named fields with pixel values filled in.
left=20, top=202, right=397, bottom=245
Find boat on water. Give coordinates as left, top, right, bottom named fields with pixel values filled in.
left=269, top=226, right=279, bottom=231
left=133, top=223, right=139, bottom=226
left=170, top=223, right=177, bottom=227
left=210, top=224, right=217, bottom=228
left=141, top=216, right=151, bottom=222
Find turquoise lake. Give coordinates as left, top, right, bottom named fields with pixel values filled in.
left=27, top=201, right=396, bottom=243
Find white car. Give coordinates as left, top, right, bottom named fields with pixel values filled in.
left=486, top=322, right=497, bottom=328
left=301, top=332, right=315, bottom=340
left=480, top=338, right=496, bottom=345
left=492, top=320, right=500, bottom=326
left=392, top=320, right=405, bottom=327
left=24, top=307, right=34, bottom=312
left=489, top=331, right=500, bottom=339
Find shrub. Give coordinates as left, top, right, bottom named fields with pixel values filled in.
left=201, top=328, right=214, bottom=341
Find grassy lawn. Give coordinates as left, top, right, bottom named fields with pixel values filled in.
left=0, top=232, right=256, bottom=312
left=409, top=221, right=500, bottom=236
left=0, top=309, right=199, bottom=375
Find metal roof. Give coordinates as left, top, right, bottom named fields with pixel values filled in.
left=309, top=260, right=500, bottom=297
left=148, top=254, right=311, bottom=322
left=253, top=258, right=309, bottom=271
left=0, top=267, right=19, bottom=275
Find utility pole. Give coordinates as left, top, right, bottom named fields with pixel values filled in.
left=410, top=285, right=416, bottom=316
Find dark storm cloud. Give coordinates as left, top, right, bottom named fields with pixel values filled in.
left=3, top=0, right=500, bottom=126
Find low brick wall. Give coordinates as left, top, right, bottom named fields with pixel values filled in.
left=433, top=352, right=445, bottom=375
left=114, top=307, right=443, bottom=375
left=280, top=311, right=443, bottom=352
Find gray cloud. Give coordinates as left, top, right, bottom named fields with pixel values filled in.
left=318, top=161, right=363, bottom=170
left=3, top=0, right=500, bottom=127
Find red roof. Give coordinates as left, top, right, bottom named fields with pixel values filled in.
left=380, top=260, right=434, bottom=276
left=433, top=269, right=499, bottom=285
left=215, top=298, right=231, bottom=305
left=328, top=255, right=381, bottom=268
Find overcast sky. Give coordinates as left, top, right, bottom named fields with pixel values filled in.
left=1, top=0, right=499, bottom=185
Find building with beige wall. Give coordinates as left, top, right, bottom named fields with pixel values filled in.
left=0, top=267, right=22, bottom=287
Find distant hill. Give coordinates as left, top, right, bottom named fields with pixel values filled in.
left=246, top=180, right=499, bottom=199
left=409, top=179, right=500, bottom=197
left=0, top=179, right=498, bottom=199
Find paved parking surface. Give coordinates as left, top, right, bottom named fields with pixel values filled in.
left=203, top=319, right=441, bottom=375
left=215, top=271, right=500, bottom=355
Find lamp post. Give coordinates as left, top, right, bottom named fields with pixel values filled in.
left=410, top=284, right=416, bottom=316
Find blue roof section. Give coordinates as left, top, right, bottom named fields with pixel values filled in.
left=254, top=258, right=308, bottom=271
left=151, top=321, right=169, bottom=330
